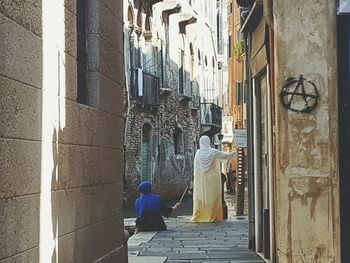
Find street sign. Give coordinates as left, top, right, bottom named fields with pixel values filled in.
left=234, top=129, right=247, bottom=148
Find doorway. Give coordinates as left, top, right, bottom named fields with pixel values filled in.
left=337, top=14, right=350, bottom=263
left=254, top=73, right=271, bottom=260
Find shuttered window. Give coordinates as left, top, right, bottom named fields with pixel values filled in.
left=236, top=81, right=243, bottom=105
left=179, top=50, right=185, bottom=94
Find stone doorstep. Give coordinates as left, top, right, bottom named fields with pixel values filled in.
left=128, top=256, right=167, bottom=263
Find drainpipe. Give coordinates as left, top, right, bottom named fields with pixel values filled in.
left=263, top=0, right=273, bottom=28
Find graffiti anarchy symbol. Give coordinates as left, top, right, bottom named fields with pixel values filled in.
left=279, top=75, right=319, bottom=113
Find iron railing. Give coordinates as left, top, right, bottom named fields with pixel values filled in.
left=130, top=68, right=160, bottom=106
left=200, top=103, right=222, bottom=128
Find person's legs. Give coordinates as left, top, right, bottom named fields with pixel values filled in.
left=226, top=172, right=234, bottom=192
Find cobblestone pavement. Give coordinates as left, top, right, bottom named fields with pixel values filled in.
left=125, top=215, right=265, bottom=263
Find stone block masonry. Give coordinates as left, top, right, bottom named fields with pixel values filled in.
left=0, top=0, right=127, bottom=262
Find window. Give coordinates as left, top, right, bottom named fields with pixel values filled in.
left=128, top=6, right=134, bottom=24
left=190, top=43, right=194, bottom=78
left=179, top=49, right=184, bottom=94
left=228, top=35, right=232, bottom=58
left=230, top=2, right=233, bottom=14
left=145, top=16, right=151, bottom=32
left=160, top=40, right=164, bottom=85
left=137, top=10, right=142, bottom=30
left=76, top=0, right=88, bottom=104
left=244, top=80, right=248, bottom=103
left=236, top=81, right=243, bottom=105
left=174, top=128, right=184, bottom=155
left=190, top=43, right=194, bottom=56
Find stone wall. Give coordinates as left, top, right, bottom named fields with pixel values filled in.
left=0, top=0, right=126, bottom=262
left=274, top=0, right=340, bottom=262
left=124, top=91, right=199, bottom=203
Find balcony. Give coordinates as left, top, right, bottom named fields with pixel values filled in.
left=130, top=68, right=160, bottom=106
left=191, top=96, right=200, bottom=111
left=240, top=0, right=263, bottom=33
left=236, top=0, right=255, bottom=8
left=200, top=103, right=222, bottom=136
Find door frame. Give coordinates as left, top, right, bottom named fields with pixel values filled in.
left=252, top=67, right=275, bottom=261
left=337, top=14, right=350, bottom=263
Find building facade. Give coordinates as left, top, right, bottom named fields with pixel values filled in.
left=237, top=0, right=344, bottom=262
left=123, top=0, right=221, bottom=202
left=217, top=0, right=232, bottom=147
left=224, top=0, right=249, bottom=217
left=0, top=0, right=127, bottom=262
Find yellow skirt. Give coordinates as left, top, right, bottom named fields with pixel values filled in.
left=191, top=196, right=223, bottom=222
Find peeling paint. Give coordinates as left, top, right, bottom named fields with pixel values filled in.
left=275, top=0, right=340, bottom=262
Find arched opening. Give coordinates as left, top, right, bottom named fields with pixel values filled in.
left=144, top=15, right=152, bottom=41
left=145, top=15, right=151, bottom=32
left=198, top=49, right=201, bottom=65
left=141, top=123, right=152, bottom=181
left=174, top=127, right=184, bottom=155
left=137, top=10, right=142, bottom=30
left=190, top=43, right=194, bottom=79
left=205, top=55, right=208, bottom=67
left=128, top=6, right=134, bottom=24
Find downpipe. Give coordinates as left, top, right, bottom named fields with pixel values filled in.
left=263, top=0, right=273, bottom=28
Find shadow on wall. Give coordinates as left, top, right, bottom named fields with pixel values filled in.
left=1, top=0, right=127, bottom=262
left=43, top=0, right=126, bottom=262
left=0, top=1, right=43, bottom=262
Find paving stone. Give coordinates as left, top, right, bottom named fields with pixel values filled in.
left=166, top=261, right=190, bottom=263
left=173, top=248, right=200, bottom=253
left=126, top=216, right=264, bottom=263
left=128, top=251, right=140, bottom=256
left=146, top=247, right=173, bottom=253
left=207, top=251, right=259, bottom=259
left=168, top=253, right=209, bottom=260
left=128, top=256, right=167, bottom=263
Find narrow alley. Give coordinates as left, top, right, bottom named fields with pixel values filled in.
left=1, top=0, right=349, bottom=262
left=125, top=192, right=256, bottom=263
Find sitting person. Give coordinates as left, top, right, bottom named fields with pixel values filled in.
left=135, top=181, right=180, bottom=232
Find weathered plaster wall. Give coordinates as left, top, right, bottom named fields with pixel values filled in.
left=274, top=0, right=340, bottom=262
left=0, top=0, right=127, bottom=262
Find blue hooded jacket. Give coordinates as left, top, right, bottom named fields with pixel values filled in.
left=135, top=181, right=162, bottom=218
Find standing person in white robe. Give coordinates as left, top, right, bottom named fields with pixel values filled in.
left=191, top=136, right=237, bottom=222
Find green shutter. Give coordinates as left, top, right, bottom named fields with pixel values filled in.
left=141, top=141, right=149, bottom=181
